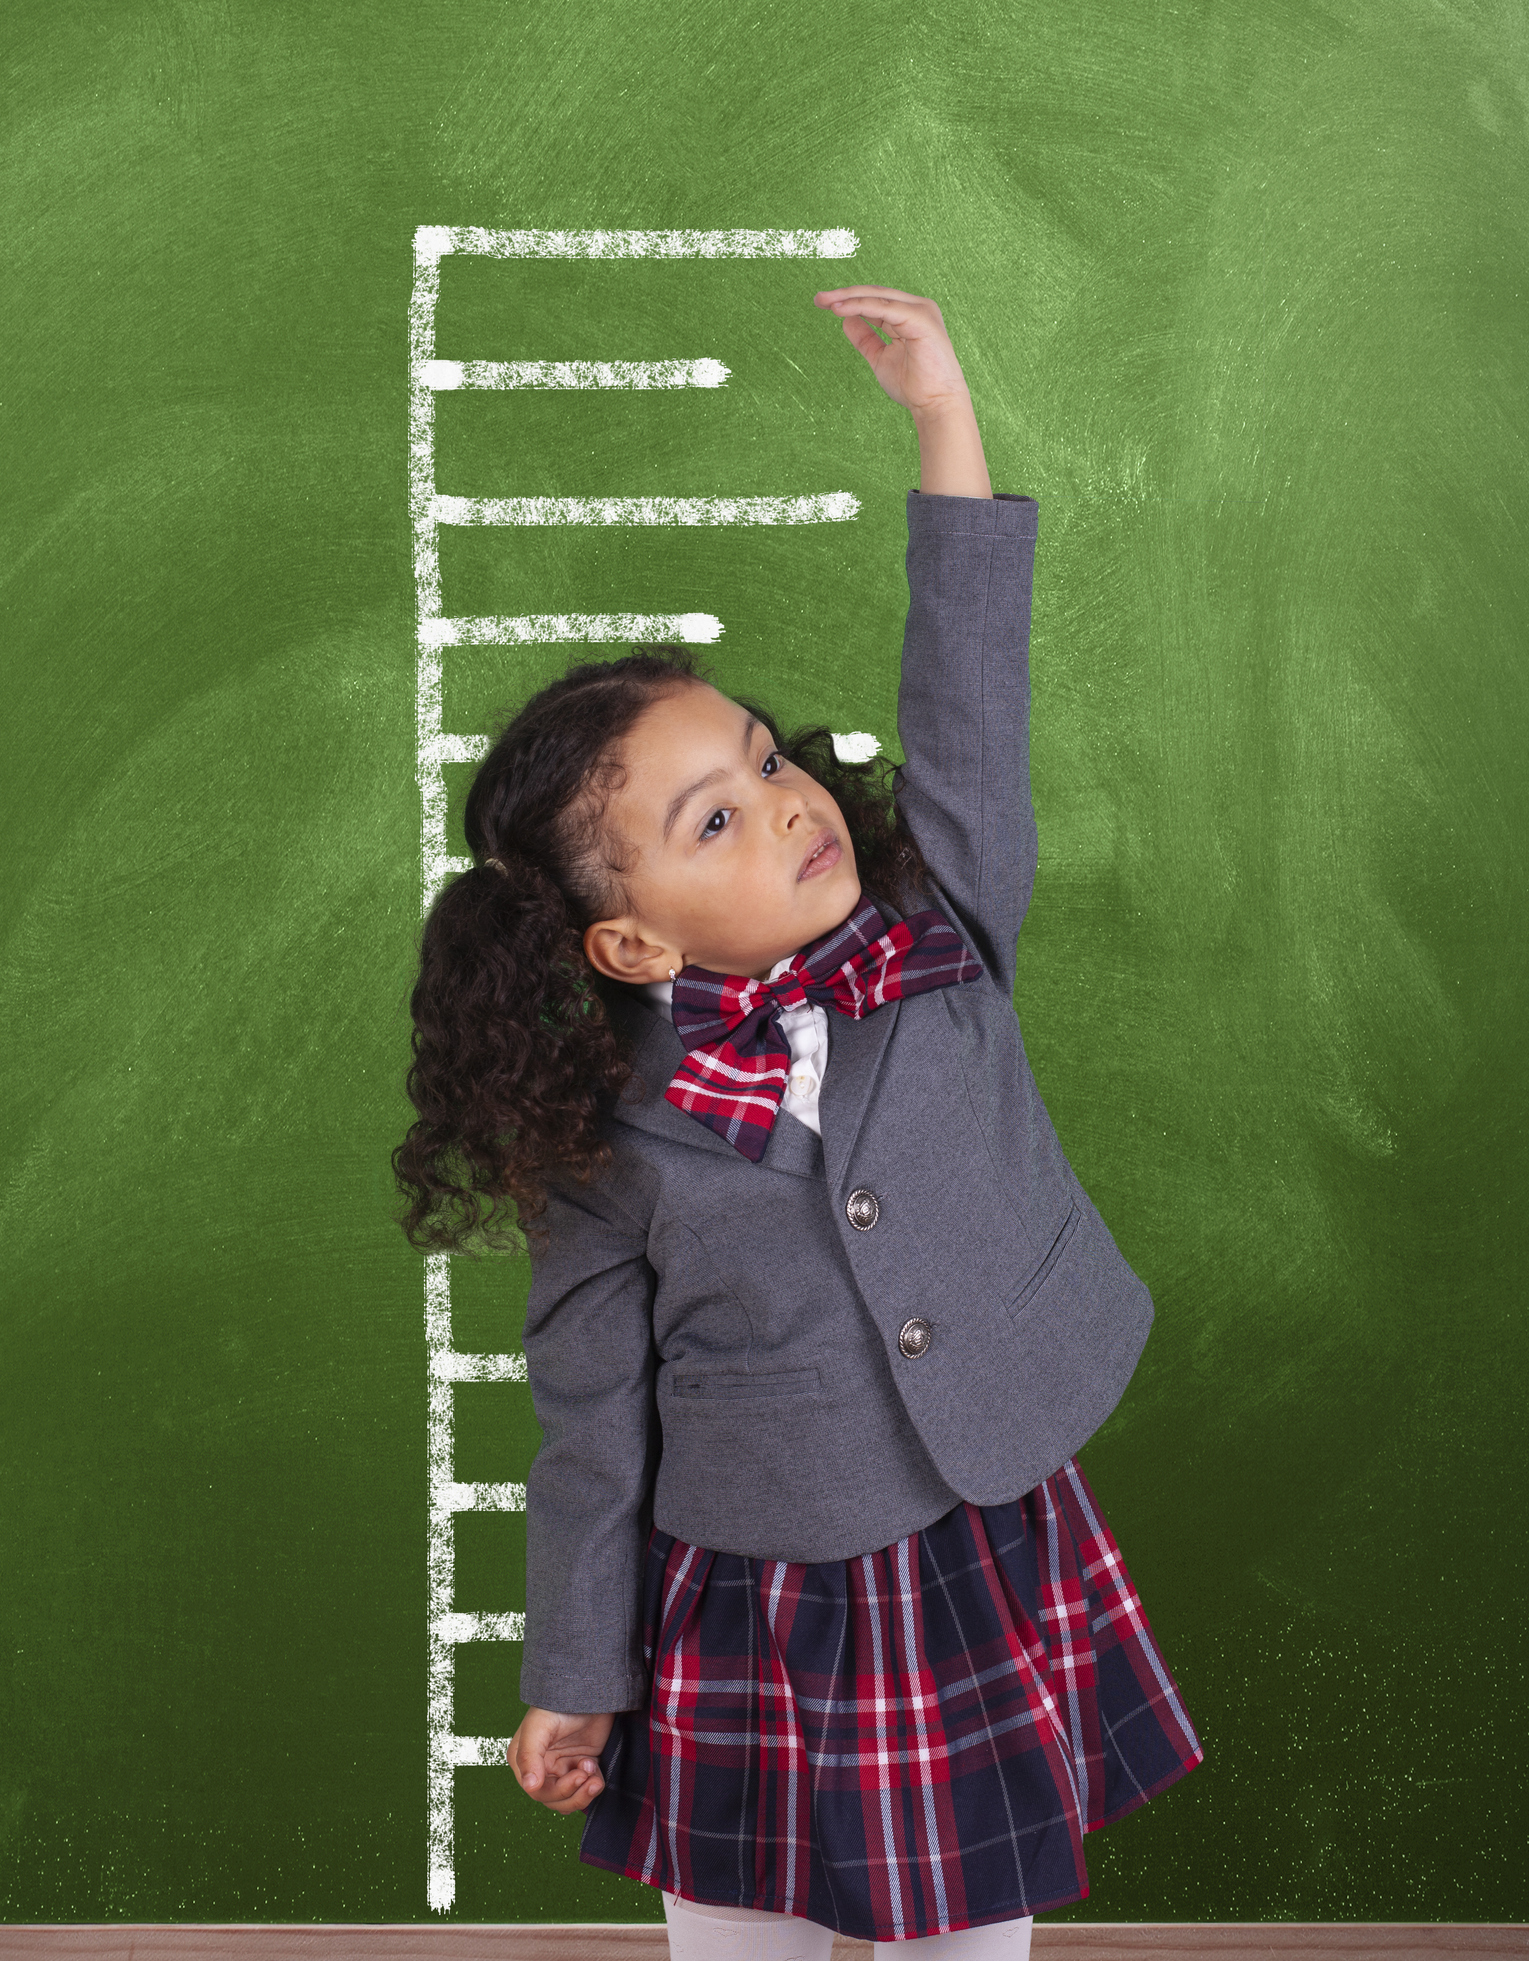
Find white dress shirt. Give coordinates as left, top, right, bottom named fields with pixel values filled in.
left=641, top=954, right=830, bottom=1136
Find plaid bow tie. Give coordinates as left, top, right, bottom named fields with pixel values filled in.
left=665, top=894, right=983, bottom=1160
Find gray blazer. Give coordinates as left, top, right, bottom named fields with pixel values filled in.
left=518, top=488, right=1154, bottom=1715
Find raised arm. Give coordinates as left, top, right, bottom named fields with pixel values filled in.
left=815, top=287, right=1041, bottom=997
left=894, top=483, right=1040, bottom=997
left=518, top=1163, right=661, bottom=1717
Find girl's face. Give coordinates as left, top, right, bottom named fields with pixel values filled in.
left=581, top=681, right=862, bottom=984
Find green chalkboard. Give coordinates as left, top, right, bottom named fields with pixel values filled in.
left=3, top=0, right=1525, bottom=1929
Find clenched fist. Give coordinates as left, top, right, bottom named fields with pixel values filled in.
left=507, top=1706, right=616, bottom=1814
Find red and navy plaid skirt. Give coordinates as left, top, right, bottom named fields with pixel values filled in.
left=578, top=1455, right=1202, bottom=1942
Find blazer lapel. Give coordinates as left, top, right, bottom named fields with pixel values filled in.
left=815, top=888, right=912, bottom=1196
left=816, top=991, right=900, bottom=1198
left=758, top=1100, right=826, bottom=1178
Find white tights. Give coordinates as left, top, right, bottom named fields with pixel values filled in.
left=663, top=1888, right=1032, bottom=1961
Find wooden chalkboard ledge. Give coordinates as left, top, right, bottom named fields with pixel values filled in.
left=0, top=1927, right=1523, bottom=1958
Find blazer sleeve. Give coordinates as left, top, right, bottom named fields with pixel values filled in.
left=518, top=1165, right=661, bottom=1716
left=893, top=488, right=1041, bottom=1000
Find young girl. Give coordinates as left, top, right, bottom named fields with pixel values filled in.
left=396, top=286, right=1203, bottom=1957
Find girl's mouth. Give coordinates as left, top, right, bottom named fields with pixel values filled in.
left=797, top=828, right=842, bottom=881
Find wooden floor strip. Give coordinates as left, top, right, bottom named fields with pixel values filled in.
left=0, top=1925, right=1523, bottom=1959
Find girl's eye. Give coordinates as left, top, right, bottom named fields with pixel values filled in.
left=699, top=752, right=784, bottom=840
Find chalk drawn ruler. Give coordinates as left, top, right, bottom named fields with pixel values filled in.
left=409, top=224, right=859, bottom=1913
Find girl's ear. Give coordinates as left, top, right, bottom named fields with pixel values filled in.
left=583, top=917, right=682, bottom=986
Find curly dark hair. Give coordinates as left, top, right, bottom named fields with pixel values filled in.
left=392, top=645, right=935, bottom=1252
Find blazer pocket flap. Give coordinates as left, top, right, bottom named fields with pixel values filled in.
left=669, top=1366, right=821, bottom=1400
left=1006, top=1197, right=1081, bottom=1315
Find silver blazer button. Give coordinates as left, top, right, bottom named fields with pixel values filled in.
left=898, top=1317, right=933, bottom=1359
left=845, top=1188, right=880, bottom=1231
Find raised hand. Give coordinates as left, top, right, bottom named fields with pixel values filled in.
left=814, top=285, right=992, bottom=499
left=506, top=1705, right=615, bottom=1814
left=813, top=287, right=974, bottom=422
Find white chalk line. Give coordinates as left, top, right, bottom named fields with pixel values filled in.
left=432, top=491, right=860, bottom=527
left=433, top=860, right=472, bottom=896
left=420, top=610, right=725, bottom=650
left=441, top=1734, right=523, bottom=1770
left=414, top=225, right=858, bottom=264
left=420, top=357, right=729, bottom=390
left=432, top=1347, right=527, bottom=1382
left=426, top=1252, right=532, bottom=1911
left=420, top=731, right=490, bottom=769
left=432, top=1480, right=526, bottom=1512
left=436, top=1612, right=525, bottom=1644
left=416, top=641, right=456, bottom=916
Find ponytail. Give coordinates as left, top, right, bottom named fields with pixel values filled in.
left=392, top=647, right=701, bottom=1251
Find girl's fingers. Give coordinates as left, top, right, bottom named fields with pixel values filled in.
left=525, top=1756, right=603, bottom=1803
left=550, top=1767, right=604, bottom=1812
left=841, top=315, right=890, bottom=356
left=826, top=298, right=929, bottom=331
left=815, top=286, right=934, bottom=306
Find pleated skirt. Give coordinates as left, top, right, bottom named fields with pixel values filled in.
left=578, top=1455, right=1203, bottom=1942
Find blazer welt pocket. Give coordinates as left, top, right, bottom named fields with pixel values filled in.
left=669, top=1366, right=821, bottom=1401
left=1007, top=1198, right=1081, bottom=1316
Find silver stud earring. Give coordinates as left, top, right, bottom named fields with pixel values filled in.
left=668, top=968, right=677, bottom=981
